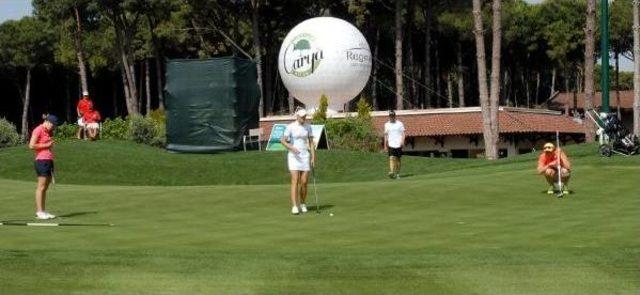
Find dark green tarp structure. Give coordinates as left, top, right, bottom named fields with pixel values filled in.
left=165, top=57, right=260, bottom=153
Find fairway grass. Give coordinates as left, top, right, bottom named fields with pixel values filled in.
left=0, top=142, right=638, bottom=294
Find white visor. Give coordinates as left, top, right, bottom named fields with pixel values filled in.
left=295, top=109, right=307, bottom=117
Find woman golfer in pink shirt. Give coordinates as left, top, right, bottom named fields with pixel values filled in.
left=28, top=115, right=58, bottom=220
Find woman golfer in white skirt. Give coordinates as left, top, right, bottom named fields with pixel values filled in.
left=281, top=108, right=316, bottom=215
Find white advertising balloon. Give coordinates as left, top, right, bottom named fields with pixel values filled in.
left=278, top=17, right=372, bottom=112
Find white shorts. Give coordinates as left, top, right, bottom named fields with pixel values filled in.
left=87, top=123, right=99, bottom=130
left=288, top=150, right=310, bottom=171
left=77, top=118, right=86, bottom=127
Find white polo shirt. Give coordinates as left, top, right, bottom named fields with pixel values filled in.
left=284, top=121, right=313, bottom=151
left=384, top=120, right=405, bottom=149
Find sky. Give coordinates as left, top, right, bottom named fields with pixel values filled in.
left=0, top=0, right=633, bottom=71
left=0, top=0, right=32, bottom=23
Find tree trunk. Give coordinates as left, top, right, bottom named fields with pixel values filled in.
left=584, top=0, right=596, bottom=142
left=74, top=6, right=89, bottom=95
left=155, top=56, right=164, bottom=110
left=523, top=71, right=530, bottom=108
left=264, top=49, right=273, bottom=115
left=488, top=0, right=501, bottom=160
left=372, top=28, right=380, bottom=110
left=138, top=62, right=143, bottom=113
left=634, top=0, right=640, bottom=136
left=535, top=71, right=541, bottom=105
left=473, top=0, right=494, bottom=159
left=145, top=59, right=151, bottom=113
left=21, top=68, right=32, bottom=141
left=615, top=51, right=622, bottom=119
left=395, top=0, right=404, bottom=110
left=406, top=0, right=417, bottom=107
left=457, top=42, right=465, bottom=107
left=504, top=70, right=510, bottom=106
left=447, top=72, right=453, bottom=108
left=147, top=16, right=165, bottom=110
left=120, top=64, right=133, bottom=114
left=423, top=1, right=433, bottom=108
left=435, top=39, right=441, bottom=107
left=550, top=68, right=557, bottom=98
left=251, top=0, right=265, bottom=117
left=113, top=13, right=139, bottom=116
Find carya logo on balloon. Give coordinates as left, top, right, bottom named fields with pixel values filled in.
left=282, top=33, right=324, bottom=77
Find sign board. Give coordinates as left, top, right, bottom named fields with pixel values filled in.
left=266, top=124, right=328, bottom=151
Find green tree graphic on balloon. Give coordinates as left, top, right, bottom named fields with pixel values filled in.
left=294, top=39, right=310, bottom=56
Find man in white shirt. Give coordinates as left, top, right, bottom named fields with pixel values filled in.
left=384, top=110, right=405, bottom=179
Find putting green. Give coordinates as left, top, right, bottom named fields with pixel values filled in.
left=0, top=141, right=638, bottom=294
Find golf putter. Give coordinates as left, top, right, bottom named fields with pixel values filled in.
left=556, top=131, right=563, bottom=198
left=312, top=167, right=320, bottom=214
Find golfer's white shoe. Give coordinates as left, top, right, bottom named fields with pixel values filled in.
left=291, top=206, right=300, bottom=215
left=35, top=211, right=55, bottom=220
left=300, top=204, right=308, bottom=213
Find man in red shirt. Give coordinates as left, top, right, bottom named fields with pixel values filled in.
left=28, top=115, right=58, bottom=220
left=537, top=142, right=572, bottom=195
left=76, top=91, right=93, bottom=139
left=83, top=108, right=102, bottom=140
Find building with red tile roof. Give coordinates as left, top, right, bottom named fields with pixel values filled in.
left=260, top=107, right=586, bottom=158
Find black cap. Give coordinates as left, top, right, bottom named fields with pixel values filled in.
left=45, top=114, right=58, bottom=127
left=389, top=110, right=396, bottom=116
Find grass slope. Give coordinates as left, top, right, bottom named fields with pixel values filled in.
left=0, top=141, right=638, bottom=294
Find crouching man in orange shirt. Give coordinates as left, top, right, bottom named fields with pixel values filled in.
left=537, top=142, right=572, bottom=195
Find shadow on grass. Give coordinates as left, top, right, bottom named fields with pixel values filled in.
left=312, top=205, right=334, bottom=211
left=58, top=211, right=98, bottom=218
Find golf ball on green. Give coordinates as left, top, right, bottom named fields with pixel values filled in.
left=329, top=213, right=334, bottom=216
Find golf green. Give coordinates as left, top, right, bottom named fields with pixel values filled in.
left=0, top=141, right=638, bottom=294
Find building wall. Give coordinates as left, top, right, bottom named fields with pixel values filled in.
left=403, top=135, right=579, bottom=158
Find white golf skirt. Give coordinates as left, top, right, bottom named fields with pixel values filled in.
left=288, top=150, right=311, bottom=171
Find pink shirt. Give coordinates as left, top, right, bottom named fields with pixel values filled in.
left=32, top=124, right=54, bottom=160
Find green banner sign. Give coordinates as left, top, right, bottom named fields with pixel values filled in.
left=266, top=124, right=327, bottom=151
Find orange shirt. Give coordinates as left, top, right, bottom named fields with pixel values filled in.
left=538, top=149, right=571, bottom=170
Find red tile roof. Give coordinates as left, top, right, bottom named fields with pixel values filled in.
left=551, top=91, right=634, bottom=110
left=259, top=107, right=585, bottom=139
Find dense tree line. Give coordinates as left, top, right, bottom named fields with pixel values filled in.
left=0, top=0, right=636, bottom=145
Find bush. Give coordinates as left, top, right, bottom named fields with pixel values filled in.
left=312, top=94, right=329, bottom=123
left=54, top=123, right=78, bottom=140
left=102, top=117, right=129, bottom=140
left=356, top=96, right=372, bottom=121
left=0, top=118, right=20, bottom=148
left=128, top=115, right=156, bottom=145
left=128, top=114, right=166, bottom=147
left=148, top=108, right=166, bottom=124
left=325, top=115, right=380, bottom=152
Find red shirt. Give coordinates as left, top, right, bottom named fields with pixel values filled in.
left=32, top=124, right=54, bottom=160
left=83, top=110, right=101, bottom=123
left=77, top=98, right=93, bottom=115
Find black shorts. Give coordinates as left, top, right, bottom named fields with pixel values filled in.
left=34, top=160, right=54, bottom=177
left=388, top=147, right=403, bottom=158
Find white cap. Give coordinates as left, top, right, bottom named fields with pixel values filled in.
left=83, top=91, right=89, bottom=96
left=295, top=108, right=308, bottom=118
